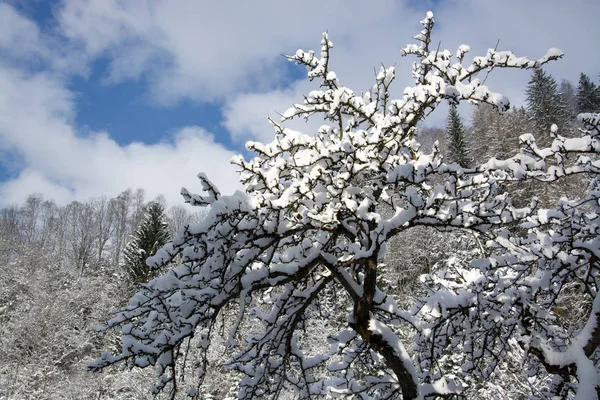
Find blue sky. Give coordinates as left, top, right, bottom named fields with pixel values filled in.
left=0, top=0, right=598, bottom=207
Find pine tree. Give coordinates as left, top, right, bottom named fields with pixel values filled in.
left=445, top=104, right=470, bottom=167
left=525, top=68, right=568, bottom=139
left=577, top=73, right=600, bottom=114
left=122, top=201, right=170, bottom=287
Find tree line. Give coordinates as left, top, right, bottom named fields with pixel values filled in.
left=445, top=71, right=600, bottom=169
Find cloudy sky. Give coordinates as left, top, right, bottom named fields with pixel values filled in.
left=0, top=0, right=598, bottom=207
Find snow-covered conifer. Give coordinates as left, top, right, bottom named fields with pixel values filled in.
left=445, top=104, right=471, bottom=167
left=526, top=68, right=568, bottom=139
left=122, top=201, right=170, bottom=287
left=577, top=73, right=600, bottom=114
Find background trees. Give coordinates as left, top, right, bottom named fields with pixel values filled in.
left=469, top=104, right=526, bottom=165
left=577, top=73, right=600, bottom=114
left=0, top=191, right=202, bottom=399
left=559, top=79, right=578, bottom=119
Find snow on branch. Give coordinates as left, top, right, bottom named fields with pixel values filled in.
left=180, top=172, right=221, bottom=206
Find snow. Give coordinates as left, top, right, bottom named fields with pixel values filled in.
left=368, top=317, right=418, bottom=387
left=537, top=47, right=564, bottom=64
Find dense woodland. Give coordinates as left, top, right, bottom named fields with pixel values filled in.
left=2, top=14, right=600, bottom=400
left=0, top=191, right=208, bottom=399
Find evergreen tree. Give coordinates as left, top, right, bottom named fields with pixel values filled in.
left=525, top=68, right=568, bottom=139
left=445, top=104, right=471, bottom=167
left=122, top=201, right=170, bottom=287
left=577, top=72, right=600, bottom=114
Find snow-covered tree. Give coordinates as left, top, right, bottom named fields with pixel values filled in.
left=470, top=104, right=525, bottom=165
left=560, top=79, right=578, bottom=119
left=122, top=201, right=170, bottom=288
left=90, top=12, right=599, bottom=400
left=577, top=73, right=600, bottom=114
left=413, top=113, right=600, bottom=399
left=445, top=104, right=471, bottom=167
left=526, top=68, right=568, bottom=140
left=0, top=193, right=169, bottom=399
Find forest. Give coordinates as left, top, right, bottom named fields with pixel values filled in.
left=2, top=11, right=600, bottom=400
left=0, top=190, right=208, bottom=399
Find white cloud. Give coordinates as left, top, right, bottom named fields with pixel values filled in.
left=0, top=2, right=47, bottom=61
left=54, top=0, right=425, bottom=104
left=0, top=64, right=240, bottom=207
left=222, top=80, right=320, bottom=144
left=53, top=0, right=600, bottom=106
left=0, top=2, right=89, bottom=76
